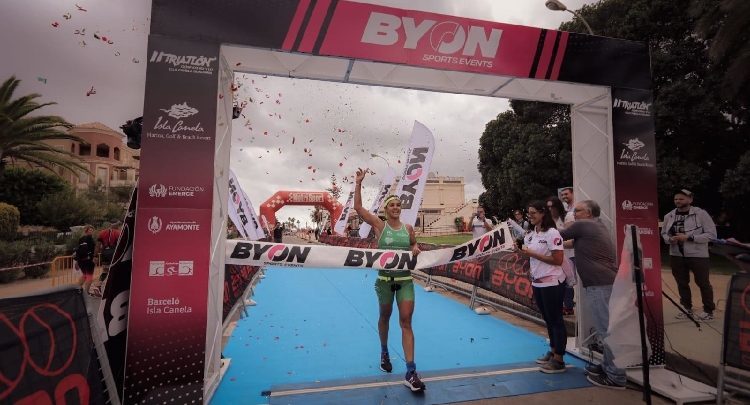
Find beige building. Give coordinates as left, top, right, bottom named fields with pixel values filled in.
left=45, top=122, right=140, bottom=190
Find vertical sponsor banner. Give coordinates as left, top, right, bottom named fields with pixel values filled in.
left=0, top=287, right=106, bottom=404
left=394, top=121, right=435, bottom=227
left=723, top=273, right=750, bottom=370
left=228, top=169, right=263, bottom=240
left=334, top=189, right=355, bottom=236
left=606, top=225, right=651, bottom=367
left=125, top=36, right=220, bottom=404
left=611, top=87, right=664, bottom=364
left=96, top=186, right=137, bottom=401
left=359, top=167, right=396, bottom=238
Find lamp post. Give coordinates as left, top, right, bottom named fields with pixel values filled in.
left=545, top=0, right=594, bottom=35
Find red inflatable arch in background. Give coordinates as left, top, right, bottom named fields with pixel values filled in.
left=259, top=191, right=343, bottom=231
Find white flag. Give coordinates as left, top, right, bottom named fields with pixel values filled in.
left=606, top=224, right=652, bottom=367
left=228, top=170, right=264, bottom=240
left=359, top=167, right=396, bottom=239
left=393, top=121, right=435, bottom=227
left=333, top=189, right=355, bottom=236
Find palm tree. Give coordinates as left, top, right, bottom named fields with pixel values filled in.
left=0, top=76, right=87, bottom=174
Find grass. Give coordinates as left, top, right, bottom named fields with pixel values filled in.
left=416, top=233, right=472, bottom=246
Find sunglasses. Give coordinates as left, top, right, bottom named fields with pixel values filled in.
left=390, top=283, right=401, bottom=292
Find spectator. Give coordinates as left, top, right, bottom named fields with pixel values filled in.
left=74, top=225, right=96, bottom=295
left=661, top=189, right=717, bottom=321
left=273, top=222, right=283, bottom=243
left=559, top=200, right=626, bottom=389
left=548, top=196, right=576, bottom=316
left=518, top=200, right=567, bottom=374
left=471, top=205, right=494, bottom=238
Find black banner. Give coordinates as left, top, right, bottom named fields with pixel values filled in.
left=96, top=187, right=137, bottom=401
left=319, top=235, right=535, bottom=312
left=223, top=265, right=260, bottom=321
left=0, top=287, right=106, bottom=404
left=723, top=273, right=750, bottom=370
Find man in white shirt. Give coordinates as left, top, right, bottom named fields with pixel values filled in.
left=471, top=206, right=494, bottom=238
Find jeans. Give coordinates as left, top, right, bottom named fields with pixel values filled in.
left=670, top=256, right=715, bottom=313
left=583, top=285, right=626, bottom=385
left=563, top=258, right=575, bottom=309
left=533, top=282, right=567, bottom=357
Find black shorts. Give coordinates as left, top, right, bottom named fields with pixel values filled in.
left=78, top=260, right=95, bottom=275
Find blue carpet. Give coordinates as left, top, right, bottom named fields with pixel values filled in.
left=211, top=268, right=586, bottom=404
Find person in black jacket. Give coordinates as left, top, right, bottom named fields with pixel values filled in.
left=75, top=225, right=97, bottom=294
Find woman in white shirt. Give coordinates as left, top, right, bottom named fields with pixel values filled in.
left=519, top=200, right=567, bottom=374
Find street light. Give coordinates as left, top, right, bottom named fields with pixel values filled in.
left=545, top=0, right=594, bottom=35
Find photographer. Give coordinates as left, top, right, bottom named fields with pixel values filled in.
left=471, top=205, right=494, bottom=238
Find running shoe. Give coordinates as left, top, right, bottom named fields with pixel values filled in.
left=380, top=352, right=392, bottom=373
left=695, top=311, right=714, bottom=321
left=539, top=359, right=566, bottom=374
left=585, top=363, right=603, bottom=376
left=535, top=351, right=553, bottom=364
left=587, top=373, right=626, bottom=390
left=404, top=371, right=426, bottom=392
left=675, top=310, right=694, bottom=320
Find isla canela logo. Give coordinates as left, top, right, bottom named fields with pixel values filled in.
left=624, top=138, right=645, bottom=152
left=148, top=216, right=163, bottom=234
left=149, top=184, right=167, bottom=198
left=160, top=102, right=198, bottom=119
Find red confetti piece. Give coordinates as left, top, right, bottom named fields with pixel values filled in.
left=305, top=119, right=310, bottom=123
left=263, top=131, right=268, bottom=135
left=75, top=4, right=87, bottom=11
left=339, top=162, right=343, bottom=167
left=86, top=86, right=96, bottom=96
left=51, top=22, right=59, bottom=27
left=235, top=62, right=242, bottom=66
left=292, top=137, right=295, bottom=144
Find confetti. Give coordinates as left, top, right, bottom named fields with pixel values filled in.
left=37, top=77, right=47, bottom=84
left=63, top=13, right=72, bottom=20
left=86, top=86, right=96, bottom=96
left=235, top=62, right=242, bottom=66
left=51, top=22, right=59, bottom=27
left=75, top=4, right=87, bottom=11
left=132, top=58, right=140, bottom=63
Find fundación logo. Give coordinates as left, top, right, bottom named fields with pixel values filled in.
left=148, top=260, right=194, bottom=277
left=361, top=12, right=502, bottom=68
left=149, top=183, right=205, bottom=198
left=622, top=200, right=654, bottom=211
left=147, top=216, right=201, bottom=234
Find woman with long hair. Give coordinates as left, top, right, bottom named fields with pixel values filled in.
left=353, top=168, right=425, bottom=392
left=519, top=200, right=567, bottom=373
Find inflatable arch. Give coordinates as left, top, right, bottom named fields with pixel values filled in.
left=259, top=191, right=343, bottom=231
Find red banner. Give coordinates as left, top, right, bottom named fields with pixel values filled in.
left=319, top=2, right=565, bottom=79
left=125, top=36, right=221, bottom=403
left=612, top=87, right=664, bottom=364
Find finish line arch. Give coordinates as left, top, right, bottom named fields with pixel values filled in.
left=121, top=1, right=664, bottom=403
left=259, top=191, right=343, bottom=231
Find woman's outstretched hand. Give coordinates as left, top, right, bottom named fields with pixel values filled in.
left=355, top=168, right=368, bottom=184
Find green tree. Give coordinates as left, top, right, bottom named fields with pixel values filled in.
left=0, top=167, right=69, bottom=224
left=720, top=150, right=750, bottom=239
left=0, top=76, right=87, bottom=173
left=326, top=174, right=341, bottom=200
left=478, top=101, right=572, bottom=218
left=35, top=189, right=103, bottom=231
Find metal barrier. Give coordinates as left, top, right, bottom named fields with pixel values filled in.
left=50, top=255, right=104, bottom=287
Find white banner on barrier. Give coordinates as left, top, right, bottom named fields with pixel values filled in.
left=394, top=121, right=435, bottom=227
left=359, top=167, right=396, bottom=239
left=334, top=189, right=355, bottom=236
left=226, top=223, right=513, bottom=270
left=228, top=169, right=264, bottom=240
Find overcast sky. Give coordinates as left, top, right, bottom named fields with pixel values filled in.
left=0, top=0, right=597, bottom=226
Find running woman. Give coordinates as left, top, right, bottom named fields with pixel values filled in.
left=353, top=168, right=426, bottom=392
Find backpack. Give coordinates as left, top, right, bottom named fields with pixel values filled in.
left=75, top=239, right=91, bottom=262
left=561, top=258, right=577, bottom=287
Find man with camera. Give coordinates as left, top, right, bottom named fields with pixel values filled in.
left=471, top=205, right=494, bottom=238
left=661, top=189, right=717, bottom=321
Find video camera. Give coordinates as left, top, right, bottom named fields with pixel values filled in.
left=120, top=116, right=143, bottom=150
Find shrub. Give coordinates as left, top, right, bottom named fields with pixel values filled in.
left=23, top=241, right=59, bottom=278
left=0, top=202, right=20, bottom=240
left=0, top=168, right=68, bottom=224
left=36, top=190, right=103, bottom=231
left=0, top=240, right=31, bottom=283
